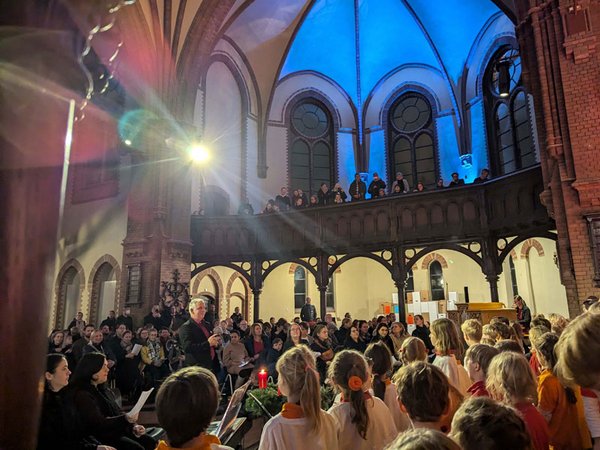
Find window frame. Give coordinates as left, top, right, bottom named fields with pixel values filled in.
left=429, top=260, right=445, bottom=301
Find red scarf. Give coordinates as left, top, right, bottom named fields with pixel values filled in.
left=194, top=320, right=215, bottom=360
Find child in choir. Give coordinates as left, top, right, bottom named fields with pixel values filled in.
left=486, top=352, right=550, bottom=450
left=258, top=345, right=339, bottom=450
left=460, top=319, right=482, bottom=347
left=534, top=332, right=591, bottom=450
left=463, top=344, right=498, bottom=397
left=328, top=350, right=397, bottom=450
left=385, top=429, right=460, bottom=450
left=555, top=311, right=600, bottom=450
left=450, top=397, right=532, bottom=450
left=395, top=361, right=451, bottom=433
left=398, top=337, right=428, bottom=365
left=430, top=318, right=471, bottom=395
left=155, top=366, right=233, bottom=450
left=365, top=342, right=411, bottom=432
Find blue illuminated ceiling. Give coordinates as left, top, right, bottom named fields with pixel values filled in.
left=280, top=0, right=503, bottom=108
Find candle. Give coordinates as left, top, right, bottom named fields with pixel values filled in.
left=258, top=369, right=268, bottom=389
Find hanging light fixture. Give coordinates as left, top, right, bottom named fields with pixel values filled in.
left=497, top=59, right=512, bottom=98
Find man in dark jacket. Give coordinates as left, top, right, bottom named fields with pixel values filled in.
left=99, top=310, right=116, bottom=332
left=349, top=173, right=367, bottom=201
left=178, top=297, right=221, bottom=373
left=300, top=297, right=317, bottom=323
left=116, top=307, right=134, bottom=331
left=448, top=172, right=465, bottom=187
left=368, top=172, right=386, bottom=199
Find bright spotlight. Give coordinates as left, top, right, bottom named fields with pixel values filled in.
left=187, top=143, right=210, bottom=163
left=123, top=139, right=132, bottom=146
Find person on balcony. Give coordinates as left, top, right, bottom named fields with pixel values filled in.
left=448, top=172, right=465, bottom=188
left=391, top=172, right=410, bottom=194
left=413, top=181, right=427, bottom=193
left=368, top=172, right=386, bottom=199
left=332, top=182, right=347, bottom=203
left=436, top=178, right=446, bottom=189
left=472, top=168, right=490, bottom=184
left=275, top=187, right=291, bottom=211
left=309, top=195, right=319, bottom=208
left=317, top=183, right=331, bottom=206
left=349, top=173, right=366, bottom=201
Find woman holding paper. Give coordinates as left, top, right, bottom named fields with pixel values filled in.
left=115, top=330, right=143, bottom=401
left=66, top=352, right=156, bottom=450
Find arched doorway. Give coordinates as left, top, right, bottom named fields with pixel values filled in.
left=90, top=262, right=117, bottom=326
left=56, top=265, right=84, bottom=329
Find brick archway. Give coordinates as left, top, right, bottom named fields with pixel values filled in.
left=520, top=239, right=545, bottom=259
left=88, top=255, right=121, bottom=327
left=420, top=252, right=449, bottom=270
left=54, top=259, right=86, bottom=329
left=225, top=272, right=250, bottom=321
left=192, top=268, right=224, bottom=313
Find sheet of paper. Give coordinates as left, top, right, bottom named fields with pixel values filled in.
left=412, top=291, right=421, bottom=303
left=131, top=344, right=142, bottom=356
left=391, top=293, right=398, bottom=304
left=126, top=388, right=154, bottom=418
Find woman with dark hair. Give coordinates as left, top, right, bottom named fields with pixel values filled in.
left=411, top=314, right=434, bottom=355
left=67, top=353, right=156, bottom=450
left=48, top=330, right=66, bottom=354
left=344, top=326, right=367, bottom=353
left=357, top=320, right=371, bottom=344
left=115, top=330, right=143, bottom=401
left=370, top=323, right=396, bottom=356
left=310, top=324, right=335, bottom=383
left=244, top=323, right=270, bottom=365
left=513, top=295, right=532, bottom=331
left=38, top=354, right=112, bottom=450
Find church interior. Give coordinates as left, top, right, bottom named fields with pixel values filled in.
left=1, top=0, right=599, bottom=449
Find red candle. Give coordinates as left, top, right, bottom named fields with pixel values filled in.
left=258, top=369, right=268, bottom=389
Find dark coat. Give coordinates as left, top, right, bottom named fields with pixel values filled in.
left=245, top=335, right=271, bottom=364
left=178, top=319, right=219, bottom=371
left=300, top=303, right=317, bottom=322
left=368, top=179, right=387, bottom=198
left=38, top=387, right=100, bottom=450
left=100, top=317, right=116, bottom=331
left=344, top=337, right=367, bottom=353
left=412, top=325, right=434, bottom=353
left=349, top=180, right=367, bottom=201
left=116, top=315, right=134, bottom=331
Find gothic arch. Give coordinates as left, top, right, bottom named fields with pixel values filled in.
left=406, top=244, right=484, bottom=272
left=88, top=254, right=121, bottom=327
left=192, top=268, right=224, bottom=313
left=520, top=238, right=545, bottom=259
left=54, top=259, right=85, bottom=329
left=225, top=271, right=250, bottom=321
left=420, top=252, right=449, bottom=270
left=328, top=253, right=393, bottom=279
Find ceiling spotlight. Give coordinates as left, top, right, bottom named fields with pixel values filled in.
left=498, top=59, right=512, bottom=98
left=187, top=143, right=210, bottom=164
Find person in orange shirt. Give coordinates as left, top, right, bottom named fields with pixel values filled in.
left=155, top=367, right=233, bottom=450
left=534, top=332, right=591, bottom=450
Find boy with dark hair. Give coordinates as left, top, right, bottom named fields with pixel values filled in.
left=155, top=367, right=233, bottom=450
left=450, top=397, right=531, bottom=450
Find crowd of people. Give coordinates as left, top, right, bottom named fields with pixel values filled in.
left=37, top=294, right=600, bottom=450
left=247, top=169, right=491, bottom=215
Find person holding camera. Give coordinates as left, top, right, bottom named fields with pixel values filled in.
left=179, top=297, right=222, bottom=374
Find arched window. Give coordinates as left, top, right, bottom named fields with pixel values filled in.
left=484, top=47, right=536, bottom=176
left=429, top=261, right=445, bottom=301
left=289, top=100, right=335, bottom=196
left=294, top=266, right=307, bottom=310
left=388, top=92, right=437, bottom=189
left=509, top=256, right=519, bottom=296
left=326, top=276, right=335, bottom=310
left=90, top=262, right=116, bottom=326
left=405, top=269, right=415, bottom=295
left=58, top=267, right=82, bottom=329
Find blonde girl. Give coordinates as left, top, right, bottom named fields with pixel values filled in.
left=486, top=352, right=550, bottom=450
left=430, top=318, right=471, bottom=395
left=328, top=350, right=397, bottom=450
left=398, top=337, right=428, bottom=365
left=258, top=345, right=339, bottom=450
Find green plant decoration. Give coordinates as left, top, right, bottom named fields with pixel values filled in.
left=244, top=383, right=285, bottom=418
left=320, top=385, right=336, bottom=410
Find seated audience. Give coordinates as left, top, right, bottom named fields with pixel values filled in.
left=116, top=308, right=134, bottom=332
left=460, top=319, right=482, bottom=347
left=310, top=324, right=334, bottom=383
left=398, top=337, right=428, bottom=365
left=67, top=353, right=155, bottom=450
left=258, top=346, right=339, bottom=450
left=430, top=318, right=471, bottom=395
left=385, top=429, right=460, bottom=450
left=328, top=350, right=397, bottom=450
left=344, top=326, right=367, bottom=353
left=155, top=367, right=233, bottom=450
left=38, top=354, right=109, bottom=450
left=394, top=361, right=450, bottom=432
left=266, top=338, right=283, bottom=376
left=72, top=325, right=95, bottom=365
left=368, top=172, right=386, bottom=199
left=222, top=329, right=253, bottom=385
left=283, top=323, right=308, bottom=352
left=534, top=332, right=591, bottom=449
left=464, top=344, right=498, bottom=397
left=68, top=312, right=86, bottom=334
left=141, top=328, right=170, bottom=388
left=48, top=330, right=67, bottom=354
left=334, top=318, right=352, bottom=346
left=83, top=331, right=116, bottom=369
left=365, top=343, right=410, bottom=432
left=100, top=311, right=117, bottom=332
left=369, top=322, right=395, bottom=356
left=245, top=322, right=270, bottom=365
left=486, top=352, right=550, bottom=450
left=389, top=322, right=409, bottom=354
left=115, top=330, right=143, bottom=401
left=450, top=397, right=532, bottom=450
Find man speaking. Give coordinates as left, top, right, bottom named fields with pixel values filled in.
left=179, top=297, right=221, bottom=373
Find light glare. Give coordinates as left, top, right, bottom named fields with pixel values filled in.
left=187, top=143, right=210, bottom=163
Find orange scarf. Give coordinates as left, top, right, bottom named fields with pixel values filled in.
left=156, top=434, right=221, bottom=450
left=281, top=402, right=305, bottom=419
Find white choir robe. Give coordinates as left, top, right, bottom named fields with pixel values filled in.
left=384, top=383, right=411, bottom=432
